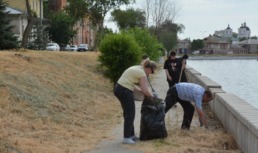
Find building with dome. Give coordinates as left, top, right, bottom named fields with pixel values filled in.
left=238, top=22, right=251, bottom=39
left=214, top=25, right=233, bottom=38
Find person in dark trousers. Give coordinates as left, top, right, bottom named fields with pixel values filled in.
left=114, top=59, right=157, bottom=144
left=178, top=54, right=189, bottom=83
left=164, top=82, right=213, bottom=129
left=164, top=51, right=180, bottom=88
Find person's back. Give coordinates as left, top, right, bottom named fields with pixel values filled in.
left=117, top=65, right=145, bottom=91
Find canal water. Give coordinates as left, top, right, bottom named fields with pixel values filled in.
left=187, top=59, right=258, bottom=109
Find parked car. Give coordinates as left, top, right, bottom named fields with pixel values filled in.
left=69, top=45, right=78, bottom=51
left=77, top=44, right=89, bottom=51
left=46, top=43, right=60, bottom=51
left=192, top=50, right=200, bottom=54
left=60, top=44, right=70, bottom=51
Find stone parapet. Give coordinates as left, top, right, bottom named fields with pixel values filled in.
left=185, top=67, right=258, bottom=153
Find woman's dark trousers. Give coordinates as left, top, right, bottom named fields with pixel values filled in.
left=114, top=84, right=135, bottom=138
left=164, top=87, right=195, bottom=129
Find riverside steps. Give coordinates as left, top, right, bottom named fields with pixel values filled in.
left=185, top=65, right=258, bottom=153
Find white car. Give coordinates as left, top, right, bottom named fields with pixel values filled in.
left=77, top=44, right=89, bottom=51
left=69, top=45, right=78, bottom=51
left=46, top=43, right=60, bottom=51
left=192, top=50, right=200, bottom=54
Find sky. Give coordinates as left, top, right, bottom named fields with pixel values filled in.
left=104, top=0, right=258, bottom=40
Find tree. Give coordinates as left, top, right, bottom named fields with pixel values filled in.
left=65, top=0, right=89, bottom=22
left=87, top=0, right=134, bottom=29
left=87, top=0, right=134, bottom=47
left=46, top=11, right=76, bottom=45
left=99, top=33, right=141, bottom=85
left=0, top=0, right=18, bottom=50
left=111, top=8, right=146, bottom=30
left=21, top=0, right=39, bottom=48
left=143, top=0, right=181, bottom=31
left=149, top=19, right=184, bottom=51
left=191, top=39, right=204, bottom=51
left=123, top=28, right=163, bottom=61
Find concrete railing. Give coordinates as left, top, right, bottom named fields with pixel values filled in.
left=185, top=65, right=258, bottom=153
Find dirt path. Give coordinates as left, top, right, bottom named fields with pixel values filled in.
left=85, top=70, right=198, bottom=153
left=85, top=69, right=240, bottom=153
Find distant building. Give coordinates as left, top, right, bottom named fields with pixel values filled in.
left=214, top=25, right=233, bottom=38
left=237, top=39, right=258, bottom=53
left=176, top=39, right=190, bottom=54
left=5, top=0, right=44, bottom=42
left=203, top=35, right=231, bottom=54
left=238, top=22, right=251, bottom=39
left=4, top=6, right=25, bottom=41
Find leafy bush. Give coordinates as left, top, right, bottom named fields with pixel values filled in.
left=99, top=33, right=141, bottom=84
left=123, top=28, right=163, bottom=61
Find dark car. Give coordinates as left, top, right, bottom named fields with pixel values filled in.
left=77, top=44, right=89, bottom=51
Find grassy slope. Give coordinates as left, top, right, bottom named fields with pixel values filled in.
left=0, top=51, right=242, bottom=153
left=0, top=51, right=121, bottom=153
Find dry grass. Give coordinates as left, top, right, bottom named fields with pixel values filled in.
left=0, top=50, right=242, bottom=153
left=130, top=103, right=241, bottom=153
left=0, top=50, right=121, bottom=153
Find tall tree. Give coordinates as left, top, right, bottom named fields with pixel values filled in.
left=149, top=19, right=184, bottom=51
left=65, top=0, right=89, bottom=22
left=87, top=0, right=134, bottom=47
left=111, top=8, right=146, bottom=30
left=87, top=0, right=134, bottom=30
left=46, top=11, right=76, bottom=45
left=143, top=0, right=180, bottom=31
left=0, top=0, right=18, bottom=50
left=21, top=0, right=38, bottom=48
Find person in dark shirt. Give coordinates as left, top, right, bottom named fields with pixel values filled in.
left=177, top=54, right=189, bottom=83
left=163, top=51, right=180, bottom=88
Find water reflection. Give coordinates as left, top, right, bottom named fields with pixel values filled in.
left=188, top=59, right=258, bottom=109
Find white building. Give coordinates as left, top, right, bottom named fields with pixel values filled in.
left=214, top=25, right=233, bottom=38
left=238, top=22, right=251, bottom=39
left=4, top=6, right=27, bottom=41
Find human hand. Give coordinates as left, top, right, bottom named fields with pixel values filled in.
left=153, top=92, right=158, bottom=98
left=167, top=75, right=172, bottom=81
left=199, top=118, right=203, bottom=127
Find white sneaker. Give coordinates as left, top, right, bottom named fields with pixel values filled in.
left=123, top=138, right=135, bottom=144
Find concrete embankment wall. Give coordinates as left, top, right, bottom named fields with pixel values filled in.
left=185, top=66, right=258, bottom=153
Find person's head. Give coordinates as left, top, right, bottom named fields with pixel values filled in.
left=182, top=54, right=189, bottom=60
left=169, top=51, right=176, bottom=59
left=142, top=59, right=157, bottom=75
left=202, top=90, right=213, bottom=103
left=142, top=54, right=149, bottom=60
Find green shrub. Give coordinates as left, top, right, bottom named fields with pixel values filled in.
left=99, top=33, right=141, bottom=84
left=123, top=28, right=163, bottom=61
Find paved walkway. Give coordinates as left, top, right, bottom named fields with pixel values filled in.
left=85, top=69, right=192, bottom=153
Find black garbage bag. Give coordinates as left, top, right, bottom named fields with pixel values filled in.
left=140, top=96, right=167, bottom=140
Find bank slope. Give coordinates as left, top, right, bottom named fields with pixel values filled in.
left=0, top=51, right=121, bottom=153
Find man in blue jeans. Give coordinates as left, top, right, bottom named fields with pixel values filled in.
left=164, top=82, right=213, bottom=129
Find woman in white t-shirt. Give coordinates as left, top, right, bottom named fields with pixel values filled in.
left=114, top=59, right=157, bottom=144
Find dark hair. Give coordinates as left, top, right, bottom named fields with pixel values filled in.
left=170, top=51, right=176, bottom=56
left=204, top=90, right=213, bottom=98
left=182, top=54, right=189, bottom=59
left=142, top=54, right=148, bottom=60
